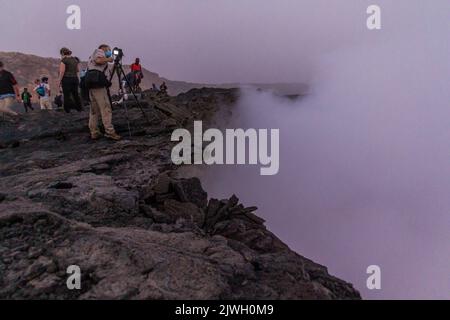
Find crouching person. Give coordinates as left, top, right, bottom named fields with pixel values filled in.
left=86, top=44, right=121, bottom=141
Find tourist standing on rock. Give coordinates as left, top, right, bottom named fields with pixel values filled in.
left=86, top=44, right=121, bottom=141
left=0, top=61, right=20, bottom=116
left=58, top=47, right=82, bottom=113
left=35, top=77, right=52, bottom=110
left=130, top=58, right=142, bottom=73
left=130, top=58, right=143, bottom=92
left=21, top=88, right=34, bottom=113
left=160, top=81, right=168, bottom=95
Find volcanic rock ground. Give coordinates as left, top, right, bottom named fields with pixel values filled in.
left=0, top=88, right=361, bottom=300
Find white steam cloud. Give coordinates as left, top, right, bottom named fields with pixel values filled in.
left=201, top=7, right=450, bottom=299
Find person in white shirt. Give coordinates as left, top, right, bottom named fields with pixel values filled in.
left=34, top=77, right=52, bottom=110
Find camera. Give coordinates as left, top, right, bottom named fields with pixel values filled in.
left=112, top=47, right=124, bottom=63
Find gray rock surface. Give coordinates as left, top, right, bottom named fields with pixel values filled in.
left=0, top=88, right=360, bottom=300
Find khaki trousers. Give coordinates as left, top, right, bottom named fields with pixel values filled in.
left=0, top=97, right=18, bottom=116
left=40, top=97, right=52, bottom=110
left=89, top=88, right=116, bottom=135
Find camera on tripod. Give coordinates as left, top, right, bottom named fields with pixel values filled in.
left=107, top=46, right=152, bottom=132
left=112, top=47, right=124, bottom=63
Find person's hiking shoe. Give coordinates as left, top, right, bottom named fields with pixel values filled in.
left=105, top=132, right=122, bottom=141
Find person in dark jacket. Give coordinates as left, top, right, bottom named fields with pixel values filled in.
left=21, top=88, right=34, bottom=112
left=58, top=47, right=82, bottom=113
left=0, top=61, right=20, bottom=116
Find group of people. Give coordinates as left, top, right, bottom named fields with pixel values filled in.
left=124, top=59, right=168, bottom=96
left=152, top=81, right=168, bottom=95
left=0, top=50, right=79, bottom=115
left=0, top=45, right=170, bottom=142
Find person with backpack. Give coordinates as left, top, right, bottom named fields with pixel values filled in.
left=58, top=47, right=82, bottom=113
left=34, top=77, right=51, bottom=110
left=0, top=61, right=20, bottom=116
left=85, top=44, right=121, bottom=141
left=21, top=88, right=34, bottom=112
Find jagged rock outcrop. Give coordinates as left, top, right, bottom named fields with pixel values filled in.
left=0, top=88, right=361, bottom=300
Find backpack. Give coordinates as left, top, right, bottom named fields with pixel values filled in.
left=85, top=66, right=111, bottom=90
left=36, top=85, right=46, bottom=97
left=54, top=95, right=63, bottom=106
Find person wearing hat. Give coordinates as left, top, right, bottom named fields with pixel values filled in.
left=58, top=47, right=82, bottom=113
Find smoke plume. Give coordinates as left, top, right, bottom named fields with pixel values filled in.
left=201, top=3, right=450, bottom=299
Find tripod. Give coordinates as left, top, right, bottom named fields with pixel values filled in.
left=108, top=60, right=151, bottom=137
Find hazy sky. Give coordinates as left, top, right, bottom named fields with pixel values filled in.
left=0, top=0, right=420, bottom=83
left=196, top=0, right=450, bottom=299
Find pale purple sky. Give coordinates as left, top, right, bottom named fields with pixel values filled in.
left=0, top=0, right=426, bottom=83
